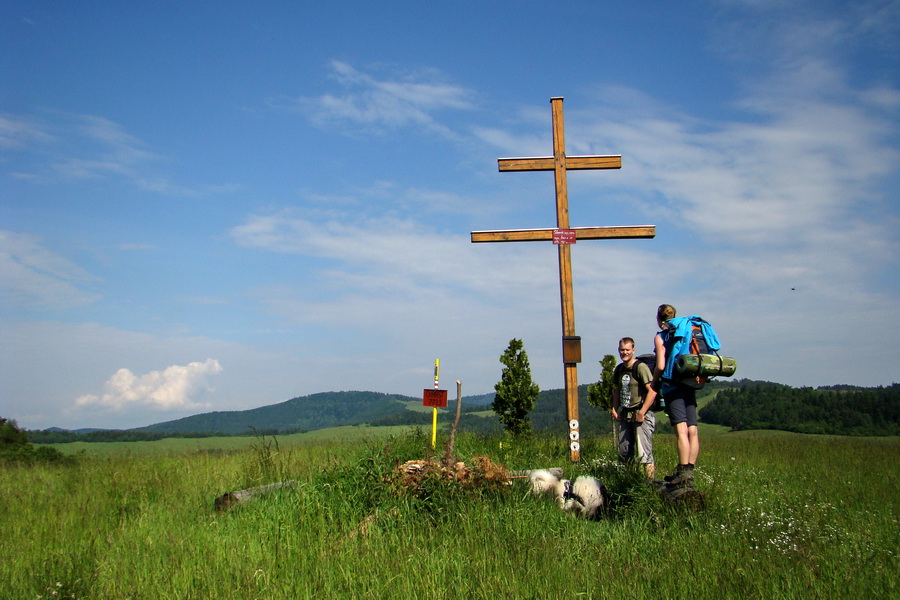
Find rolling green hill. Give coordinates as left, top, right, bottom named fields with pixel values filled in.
left=29, top=388, right=604, bottom=442
left=135, top=391, right=421, bottom=435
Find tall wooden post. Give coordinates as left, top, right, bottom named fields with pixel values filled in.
left=472, top=97, right=655, bottom=462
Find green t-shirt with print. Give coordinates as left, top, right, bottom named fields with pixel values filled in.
left=615, top=361, right=653, bottom=410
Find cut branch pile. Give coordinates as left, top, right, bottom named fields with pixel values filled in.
left=388, top=455, right=511, bottom=493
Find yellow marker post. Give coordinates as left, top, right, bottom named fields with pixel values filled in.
left=432, top=359, right=439, bottom=449
left=422, top=359, right=448, bottom=449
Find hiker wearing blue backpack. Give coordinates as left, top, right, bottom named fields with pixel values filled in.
left=651, top=304, right=736, bottom=492
left=612, top=337, right=658, bottom=478
left=653, top=304, right=702, bottom=489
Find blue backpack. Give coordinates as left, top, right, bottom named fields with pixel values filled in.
left=660, top=316, right=736, bottom=390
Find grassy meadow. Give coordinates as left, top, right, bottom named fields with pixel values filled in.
left=3, top=426, right=897, bottom=599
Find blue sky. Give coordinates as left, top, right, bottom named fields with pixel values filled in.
left=2, top=1, right=898, bottom=430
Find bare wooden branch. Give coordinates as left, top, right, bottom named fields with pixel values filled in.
left=508, top=468, right=564, bottom=480
left=214, top=480, right=297, bottom=512
left=444, top=380, right=463, bottom=461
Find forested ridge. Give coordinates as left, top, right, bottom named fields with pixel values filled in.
left=700, top=380, right=899, bottom=435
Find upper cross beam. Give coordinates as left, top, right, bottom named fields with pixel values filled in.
left=498, top=155, right=622, bottom=172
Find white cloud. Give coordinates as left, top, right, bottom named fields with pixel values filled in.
left=75, top=359, right=223, bottom=412
left=0, top=321, right=310, bottom=430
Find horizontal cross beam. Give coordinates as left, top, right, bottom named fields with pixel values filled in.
left=498, top=155, right=622, bottom=172
left=471, top=225, right=655, bottom=243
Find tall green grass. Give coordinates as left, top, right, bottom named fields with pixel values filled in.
left=4, top=429, right=897, bottom=599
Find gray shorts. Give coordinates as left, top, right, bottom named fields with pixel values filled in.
left=618, top=410, right=655, bottom=465
left=664, top=385, right=698, bottom=427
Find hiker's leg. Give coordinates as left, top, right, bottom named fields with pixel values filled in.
left=674, top=421, right=691, bottom=465
left=618, top=421, right=633, bottom=463
left=638, top=412, right=656, bottom=478
left=687, top=425, right=700, bottom=464
left=665, top=388, right=690, bottom=467
left=666, top=394, right=695, bottom=487
left=685, top=391, right=700, bottom=465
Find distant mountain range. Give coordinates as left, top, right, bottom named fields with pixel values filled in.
left=45, top=426, right=108, bottom=435
left=133, top=390, right=496, bottom=435
left=35, top=382, right=686, bottom=438
left=33, top=386, right=602, bottom=440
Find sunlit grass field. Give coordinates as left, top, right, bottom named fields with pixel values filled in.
left=44, top=424, right=422, bottom=456
left=4, top=426, right=897, bottom=599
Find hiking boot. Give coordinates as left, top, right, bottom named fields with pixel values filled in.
left=664, top=465, right=694, bottom=489
left=663, top=464, right=692, bottom=482
left=667, top=477, right=695, bottom=491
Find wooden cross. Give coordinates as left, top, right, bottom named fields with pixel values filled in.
left=472, top=97, right=655, bottom=462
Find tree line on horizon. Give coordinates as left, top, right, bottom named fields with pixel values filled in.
left=699, top=380, right=900, bottom=436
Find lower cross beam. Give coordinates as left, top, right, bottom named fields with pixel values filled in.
left=471, top=226, right=655, bottom=243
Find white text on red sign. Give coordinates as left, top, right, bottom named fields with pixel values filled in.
left=552, top=229, right=576, bottom=244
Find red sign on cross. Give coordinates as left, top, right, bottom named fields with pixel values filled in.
left=552, top=229, right=576, bottom=245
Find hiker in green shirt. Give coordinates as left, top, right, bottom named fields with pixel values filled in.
left=612, top=337, right=658, bottom=478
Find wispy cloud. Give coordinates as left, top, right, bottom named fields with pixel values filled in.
left=229, top=210, right=548, bottom=298
left=2, top=112, right=235, bottom=197
left=0, top=231, right=100, bottom=309
left=75, top=359, right=222, bottom=412
left=0, top=114, right=53, bottom=149
left=46, top=115, right=159, bottom=182
left=280, top=61, right=476, bottom=137
left=470, top=8, right=899, bottom=301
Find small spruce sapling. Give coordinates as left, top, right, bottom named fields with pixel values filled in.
left=491, top=339, right=540, bottom=437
